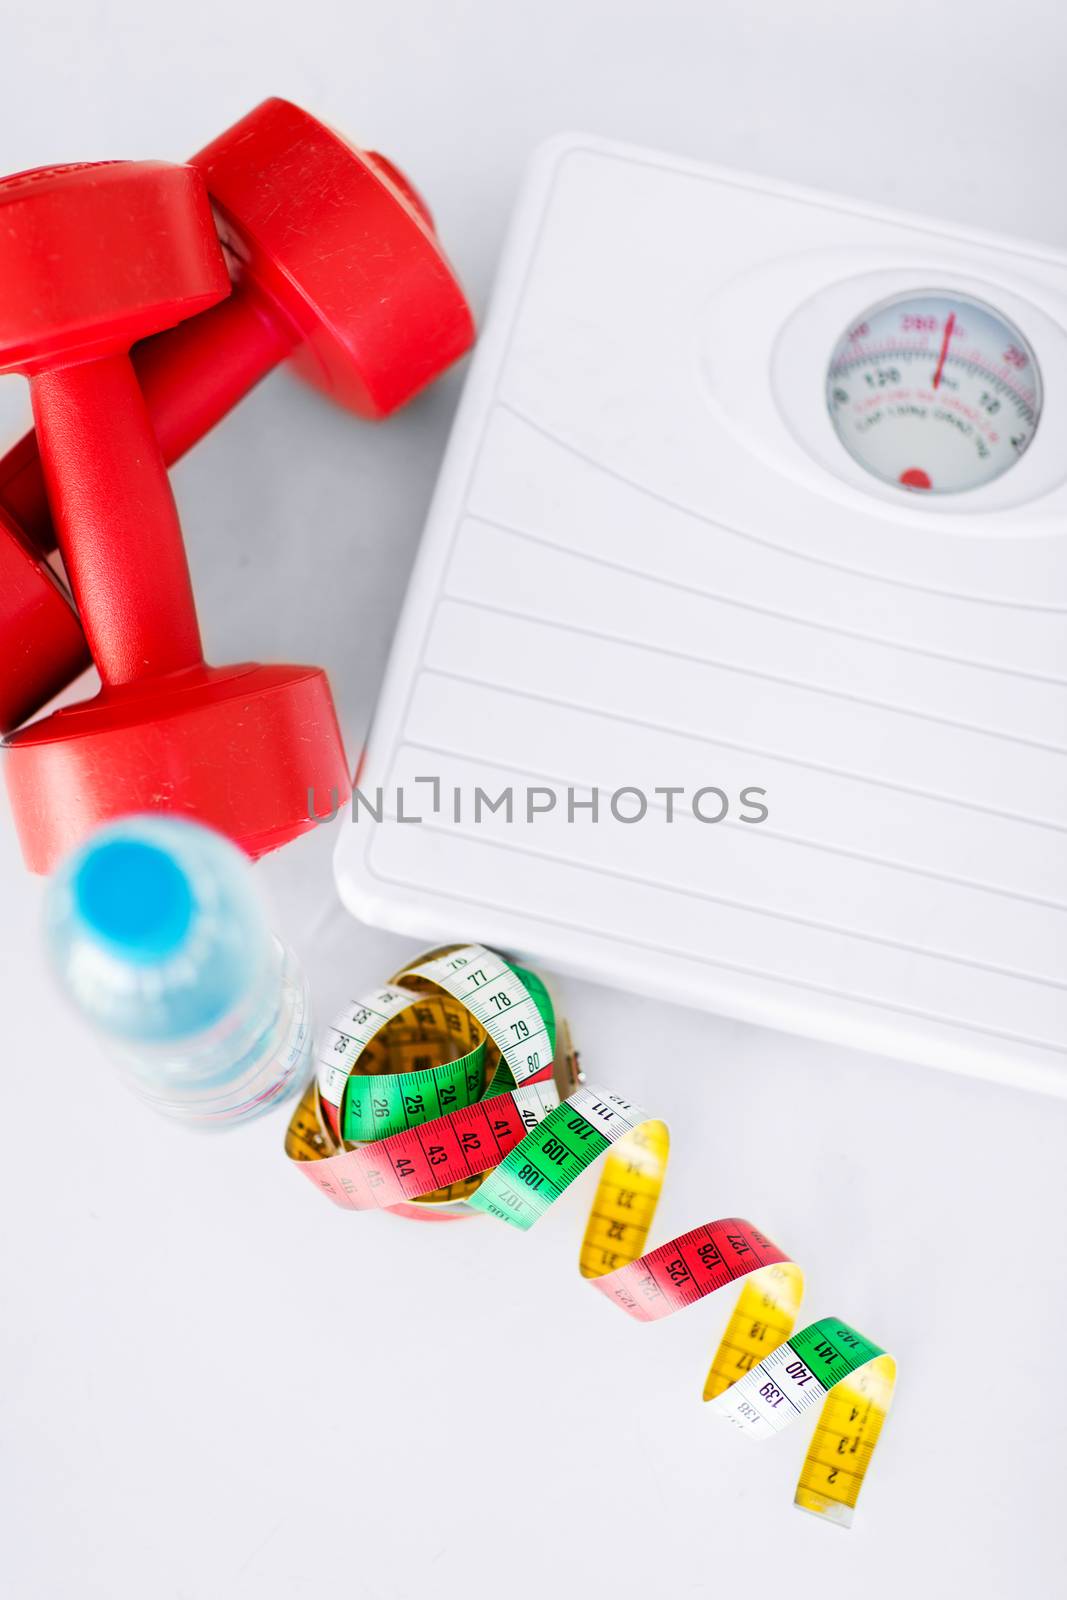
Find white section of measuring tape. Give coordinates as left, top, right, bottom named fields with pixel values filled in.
left=510, top=1080, right=563, bottom=1127
left=567, top=1083, right=648, bottom=1140
left=709, top=1340, right=832, bottom=1441
left=406, top=944, right=554, bottom=1086
left=317, top=985, right=419, bottom=1109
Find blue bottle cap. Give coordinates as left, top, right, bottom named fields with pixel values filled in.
left=72, top=838, right=194, bottom=963
left=49, top=815, right=275, bottom=1043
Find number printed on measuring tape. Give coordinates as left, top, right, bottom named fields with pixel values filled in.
left=285, top=944, right=894, bottom=1525
left=407, top=944, right=556, bottom=1087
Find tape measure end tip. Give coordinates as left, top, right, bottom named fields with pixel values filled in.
left=794, top=1494, right=854, bottom=1531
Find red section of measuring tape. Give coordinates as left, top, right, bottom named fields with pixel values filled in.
left=591, top=1218, right=789, bottom=1323
left=296, top=1090, right=536, bottom=1211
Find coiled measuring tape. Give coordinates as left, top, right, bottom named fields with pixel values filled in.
left=284, top=944, right=895, bottom=1525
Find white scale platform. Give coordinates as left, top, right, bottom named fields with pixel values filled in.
left=335, top=133, right=1067, bottom=1096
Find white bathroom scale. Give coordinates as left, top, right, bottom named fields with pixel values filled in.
left=335, top=133, right=1067, bottom=1096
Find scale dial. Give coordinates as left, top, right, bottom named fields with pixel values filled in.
left=826, top=290, right=1042, bottom=494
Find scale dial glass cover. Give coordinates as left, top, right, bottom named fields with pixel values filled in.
left=826, top=290, right=1042, bottom=494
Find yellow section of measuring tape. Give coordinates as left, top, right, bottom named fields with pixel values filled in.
left=579, top=1118, right=670, bottom=1277
left=794, top=1354, right=896, bottom=1526
left=703, top=1262, right=805, bottom=1400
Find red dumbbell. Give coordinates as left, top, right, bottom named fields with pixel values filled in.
left=0, top=160, right=352, bottom=873
left=0, top=97, right=475, bottom=561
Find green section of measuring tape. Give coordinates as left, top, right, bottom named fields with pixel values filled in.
left=469, top=1089, right=618, bottom=1229
left=341, top=1041, right=487, bottom=1142
left=339, top=960, right=557, bottom=1146
left=788, top=1317, right=885, bottom=1385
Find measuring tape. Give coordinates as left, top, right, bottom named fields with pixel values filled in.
left=285, top=944, right=894, bottom=1523
left=708, top=1315, right=896, bottom=1527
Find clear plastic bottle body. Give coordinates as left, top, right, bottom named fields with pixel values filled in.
left=111, top=937, right=312, bottom=1125
left=45, top=815, right=313, bottom=1127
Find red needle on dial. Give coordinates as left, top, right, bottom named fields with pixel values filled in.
left=932, top=312, right=956, bottom=390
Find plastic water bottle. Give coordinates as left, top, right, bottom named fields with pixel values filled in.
left=45, top=815, right=313, bottom=1126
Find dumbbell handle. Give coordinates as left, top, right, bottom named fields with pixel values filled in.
left=2, top=286, right=296, bottom=557
left=32, top=355, right=203, bottom=686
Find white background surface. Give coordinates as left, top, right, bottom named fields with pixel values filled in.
left=0, top=4, right=1064, bottom=1597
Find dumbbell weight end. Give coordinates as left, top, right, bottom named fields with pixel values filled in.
left=5, top=659, right=352, bottom=873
